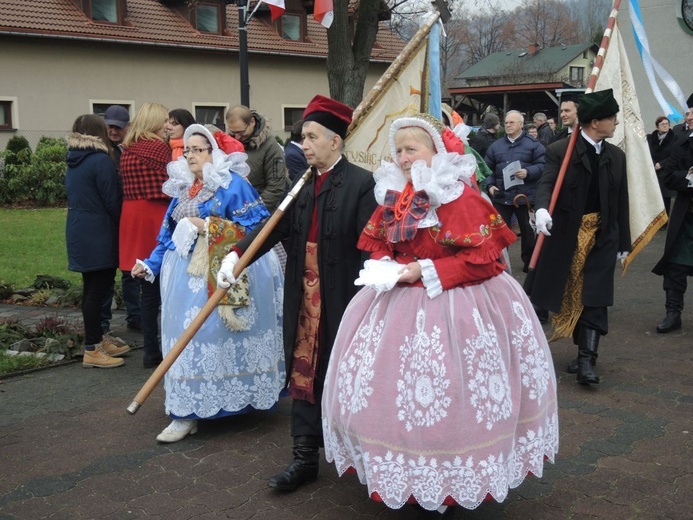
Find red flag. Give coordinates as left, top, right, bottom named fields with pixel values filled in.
left=263, top=0, right=285, bottom=21
left=314, top=0, right=333, bottom=28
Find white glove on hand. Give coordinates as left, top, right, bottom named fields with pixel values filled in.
left=535, top=208, right=553, bottom=236
left=617, top=251, right=629, bottom=266
left=216, top=251, right=239, bottom=288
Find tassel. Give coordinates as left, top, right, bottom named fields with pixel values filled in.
left=187, top=237, right=208, bottom=278
left=218, top=306, right=249, bottom=332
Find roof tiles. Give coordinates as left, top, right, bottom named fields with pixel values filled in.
left=0, top=0, right=403, bottom=61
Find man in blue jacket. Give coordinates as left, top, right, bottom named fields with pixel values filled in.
left=484, top=110, right=546, bottom=272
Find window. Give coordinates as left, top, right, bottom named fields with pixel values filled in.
left=79, top=0, right=126, bottom=24
left=196, top=3, right=221, bottom=33
left=582, top=51, right=588, bottom=59
left=283, top=106, right=306, bottom=131
left=194, top=105, right=228, bottom=128
left=570, top=66, right=584, bottom=84
left=92, top=0, right=117, bottom=22
left=92, top=102, right=131, bottom=118
left=279, top=13, right=304, bottom=41
left=0, top=101, right=13, bottom=130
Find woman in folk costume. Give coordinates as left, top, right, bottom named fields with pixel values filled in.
left=132, top=124, right=285, bottom=443
left=321, top=113, right=558, bottom=513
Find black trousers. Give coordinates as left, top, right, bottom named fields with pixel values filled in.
left=82, top=268, right=116, bottom=346
left=495, top=203, right=536, bottom=270
left=662, top=262, right=693, bottom=294
left=291, top=388, right=324, bottom=445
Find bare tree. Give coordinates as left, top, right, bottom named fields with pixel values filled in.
left=509, top=0, right=581, bottom=48
left=565, top=0, right=611, bottom=45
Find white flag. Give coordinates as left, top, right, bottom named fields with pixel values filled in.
left=595, top=22, right=666, bottom=268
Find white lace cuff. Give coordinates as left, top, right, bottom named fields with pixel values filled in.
left=419, top=258, right=443, bottom=299
left=171, top=218, right=199, bottom=257
left=135, top=259, right=155, bottom=283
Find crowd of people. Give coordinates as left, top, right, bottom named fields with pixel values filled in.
left=62, top=87, right=691, bottom=515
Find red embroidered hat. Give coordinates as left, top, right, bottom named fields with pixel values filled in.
left=302, top=95, right=353, bottom=138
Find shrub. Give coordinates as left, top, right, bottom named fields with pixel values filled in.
left=0, top=319, right=30, bottom=348
left=36, top=136, right=66, bottom=152
left=4, top=135, right=32, bottom=166
left=2, top=138, right=67, bottom=205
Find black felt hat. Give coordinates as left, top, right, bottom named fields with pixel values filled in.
left=686, top=92, right=693, bottom=108
left=577, top=89, right=620, bottom=124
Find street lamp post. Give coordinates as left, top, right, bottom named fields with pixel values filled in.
left=236, top=0, right=250, bottom=107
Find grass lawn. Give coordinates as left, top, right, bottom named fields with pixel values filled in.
left=0, top=207, right=81, bottom=288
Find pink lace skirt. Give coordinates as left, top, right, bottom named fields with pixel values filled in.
left=322, top=272, right=559, bottom=511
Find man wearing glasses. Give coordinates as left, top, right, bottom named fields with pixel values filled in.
left=484, top=110, right=546, bottom=273
left=225, top=106, right=289, bottom=213
left=526, top=89, right=631, bottom=386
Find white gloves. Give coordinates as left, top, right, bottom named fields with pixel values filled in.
left=354, top=258, right=401, bottom=293
left=535, top=208, right=553, bottom=236
left=617, top=251, right=629, bottom=266
left=216, top=251, right=239, bottom=288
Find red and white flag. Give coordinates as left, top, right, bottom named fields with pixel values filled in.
left=314, top=0, right=333, bottom=28
left=262, top=0, right=285, bottom=21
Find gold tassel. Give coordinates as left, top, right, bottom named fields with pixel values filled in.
left=187, top=236, right=208, bottom=278
left=217, top=306, right=249, bottom=332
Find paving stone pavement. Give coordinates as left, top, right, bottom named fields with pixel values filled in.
left=0, top=230, right=691, bottom=519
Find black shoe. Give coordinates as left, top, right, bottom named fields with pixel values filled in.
left=566, top=355, right=594, bottom=374
left=143, top=356, right=163, bottom=369
left=534, top=306, right=549, bottom=324
left=127, top=319, right=142, bottom=332
left=656, top=312, right=681, bottom=333
left=576, top=327, right=600, bottom=385
left=268, top=440, right=319, bottom=492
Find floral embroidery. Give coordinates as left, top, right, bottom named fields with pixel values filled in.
left=511, top=301, right=551, bottom=403
left=323, top=412, right=559, bottom=511
left=463, top=308, right=512, bottom=430
left=337, top=306, right=383, bottom=415
left=396, top=309, right=451, bottom=431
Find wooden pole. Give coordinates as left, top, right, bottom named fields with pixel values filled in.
left=126, top=168, right=313, bottom=415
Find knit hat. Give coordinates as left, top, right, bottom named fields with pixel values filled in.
left=481, top=113, right=500, bottom=129
left=578, top=89, right=620, bottom=124
left=302, top=95, right=353, bottom=138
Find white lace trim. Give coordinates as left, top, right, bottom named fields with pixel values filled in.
left=162, top=150, right=250, bottom=198
left=171, top=218, right=199, bottom=257
left=373, top=153, right=477, bottom=229
left=135, top=259, right=155, bottom=283
left=419, top=259, right=442, bottom=299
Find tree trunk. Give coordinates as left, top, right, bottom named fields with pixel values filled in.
left=326, top=0, right=381, bottom=108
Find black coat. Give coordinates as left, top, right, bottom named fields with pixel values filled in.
left=469, top=128, right=497, bottom=160
left=528, top=136, right=631, bottom=312
left=65, top=135, right=122, bottom=273
left=652, top=136, right=693, bottom=275
left=284, top=141, right=309, bottom=180
left=648, top=130, right=677, bottom=198
left=237, top=157, right=377, bottom=389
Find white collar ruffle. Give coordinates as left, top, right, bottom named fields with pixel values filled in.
left=373, top=152, right=477, bottom=229
left=162, top=149, right=250, bottom=198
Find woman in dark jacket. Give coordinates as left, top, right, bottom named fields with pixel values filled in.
left=66, top=114, right=130, bottom=368
left=647, top=116, right=677, bottom=217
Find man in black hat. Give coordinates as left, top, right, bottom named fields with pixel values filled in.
left=672, top=93, right=693, bottom=143
left=525, top=89, right=631, bottom=386
left=217, top=95, right=377, bottom=492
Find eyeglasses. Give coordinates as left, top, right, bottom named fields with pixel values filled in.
left=228, top=122, right=250, bottom=138
left=657, top=121, right=670, bottom=127
left=504, top=121, right=522, bottom=125
left=183, top=147, right=212, bottom=158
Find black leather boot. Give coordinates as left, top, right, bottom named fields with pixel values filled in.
left=656, top=290, right=683, bottom=333
left=268, top=436, right=320, bottom=492
left=576, top=327, right=600, bottom=385
left=566, top=355, right=594, bottom=374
